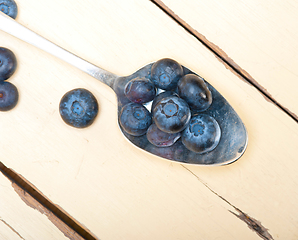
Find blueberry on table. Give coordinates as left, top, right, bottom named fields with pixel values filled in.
left=124, top=77, right=156, bottom=104
left=0, top=0, right=18, bottom=19
left=182, top=114, right=221, bottom=154
left=146, top=123, right=181, bottom=147
left=0, top=47, right=17, bottom=81
left=119, top=102, right=152, bottom=136
left=177, top=74, right=212, bottom=112
left=0, top=81, right=18, bottom=111
left=59, top=88, right=98, bottom=128
left=152, top=95, right=190, bottom=134
left=151, top=58, right=183, bottom=90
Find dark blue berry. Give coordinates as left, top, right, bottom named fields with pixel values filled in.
left=0, top=81, right=18, bottom=111
left=119, top=102, right=152, bottom=136
left=145, top=143, right=176, bottom=160
left=146, top=123, right=181, bottom=147
left=124, top=77, right=156, bottom=104
left=0, top=47, right=17, bottom=81
left=151, top=58, right=183, bottom=90
left=59, top=88, right=98, bottom=128
left=182, top=114, right=221, bottom=153
left=0, top=0, right=18, bottom=19
left=152, top=95, right=190, bottom=134
left=177, top=74, right=212, bottom=112
left=151, top=90, right=177, bottom=112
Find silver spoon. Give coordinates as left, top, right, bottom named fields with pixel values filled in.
left=0, top=11, right=247, bottom=165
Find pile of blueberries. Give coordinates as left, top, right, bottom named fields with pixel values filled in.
left=119, top=58, right=221, bottom=154
left=0, top=47, right=19, bottom=111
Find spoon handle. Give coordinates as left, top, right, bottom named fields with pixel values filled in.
left=0, top=11, right=118, bottom=88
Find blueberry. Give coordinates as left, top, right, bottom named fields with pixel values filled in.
left=182, top=114, right=221, bottom=154
left=0, top=0, right=18, bottom=19
left=151, top=58, right=183, bottom=90
left=119, top=102, right=152, bottom=136
left=145, top=143, right=176, bottom=160
left=152, top=95, right=190, bottom=134
left=177, top=74, right=212, bottom=112
left=151, top=90, right=177, bottom=112
left=124, top=77, right=156, bottom=104
left=0, top=81, right=18, bottom=111
left=146, top=123, right=181, bottom=147
left=0, top=47, right=17, bottom=81
left=59, top=88, right=98, bottom=128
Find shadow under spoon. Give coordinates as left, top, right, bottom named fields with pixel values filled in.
left=0, top=11, right=247, bottom=165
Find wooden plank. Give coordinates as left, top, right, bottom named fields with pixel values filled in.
left=0, top=172, right=81, bottom=240
left=0, top=0, right=297, bottom=239
left=159, top=0, right=298, bottom=118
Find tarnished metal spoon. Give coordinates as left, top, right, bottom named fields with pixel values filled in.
left=0, top=11, right=247, bottom=165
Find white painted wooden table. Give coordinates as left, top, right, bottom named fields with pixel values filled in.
left=1, top=0, right=298, bottom=239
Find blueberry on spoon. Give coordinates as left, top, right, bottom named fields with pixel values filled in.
left=146, top=123, right=181, bottom=147
left=151, top=90, right=177, bottom=112
left=178, top=74, right=212, bottom=112
left=119, top=102, right=152, bottom=136
left=152, top=95, right=190, bottom=134
left=182, top=114, right=221, bottom=154
left=151, top=58, right=183, bottom=90
left=124, top=77, right=156, bottom=104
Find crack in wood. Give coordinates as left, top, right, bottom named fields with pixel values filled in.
left=0, top=218, right=26, bottom=240
left=230, top=208, right=273, bottom=240
left=0, top=162, right=99, bottom=240
left=181, top=165, right=274, bottom=240
left=11, top=182, right=85, bottom=240
left=149, top=0, right=298, bottom=123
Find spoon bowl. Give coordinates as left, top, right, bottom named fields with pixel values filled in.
left=114, top=63, right=247, bottom=165
left=0, top=11, right=247, bottom=165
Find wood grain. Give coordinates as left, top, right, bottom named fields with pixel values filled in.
left=0, top=0, right=297, bottom=239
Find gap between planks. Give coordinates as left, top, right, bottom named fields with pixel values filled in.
left=0, top=162, right=98, bottom=240
left=150, top=0, right=298, bottom=123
